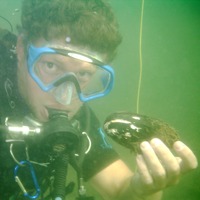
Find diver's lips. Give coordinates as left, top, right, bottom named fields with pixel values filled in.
left=45, top=106, right=71, bottom=114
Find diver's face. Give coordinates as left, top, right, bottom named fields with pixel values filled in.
left=18, top=70, right=82, bottom=122
left=17, top=37, right=105, bottom=122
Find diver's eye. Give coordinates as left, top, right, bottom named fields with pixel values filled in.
left=43, top=62, right=59, bottom=75
left=34, top=60, right=64, bottom=84
left=76, top=70, right=94, bottom=83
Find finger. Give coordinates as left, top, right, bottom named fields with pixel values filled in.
left=134, top=154, right=161, bottom=195
left=140, top=141, right=166, bottom=188
left=150, top=138, right=180, bottom=185
left=176, top=156, right=182, bottom=165
left=136, top=154, right=153, bottom=187
left=173, top=141, right=198, bottom=173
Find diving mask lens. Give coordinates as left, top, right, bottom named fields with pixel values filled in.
left=80, top=66, right=112, bottom=97
left=28, top=45, right=114, bottom=102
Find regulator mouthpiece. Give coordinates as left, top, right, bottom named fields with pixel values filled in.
left=42, top=108, right=80, bottom=155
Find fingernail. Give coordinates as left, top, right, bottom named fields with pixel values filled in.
left=140, top=141, right=150, bottom=150
left=151, top=138, right=162, bottom=147
left=174, top=141, right=185, bottom=151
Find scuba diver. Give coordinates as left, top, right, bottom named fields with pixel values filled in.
left=0, top=0, right=198, bottom=200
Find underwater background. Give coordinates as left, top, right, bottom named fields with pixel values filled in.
left=0, top=0, right=199, bottom=199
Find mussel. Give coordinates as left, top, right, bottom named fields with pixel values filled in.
left=103, top=112, right=179, bottom=153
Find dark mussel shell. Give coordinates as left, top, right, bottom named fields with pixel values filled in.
left=103, top=112, right=179, bottom=153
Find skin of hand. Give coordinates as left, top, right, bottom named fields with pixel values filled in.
left=90, top=138, right=198, bottom=200
left=131, top=138, right=198, bottom=198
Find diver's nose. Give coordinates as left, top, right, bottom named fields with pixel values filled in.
left=52, top=81, right=75, bottom=105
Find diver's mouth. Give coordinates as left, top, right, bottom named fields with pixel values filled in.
left=45, top=106, right=70, bottom=118
left=35, top=107, right=69, bottom=123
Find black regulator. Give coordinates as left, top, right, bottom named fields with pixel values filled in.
left=1, top=108, right=94, bottom=200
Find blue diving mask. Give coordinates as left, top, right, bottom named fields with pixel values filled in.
left=27, top=44, right=114, bottom=105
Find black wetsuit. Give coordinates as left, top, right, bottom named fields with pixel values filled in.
left=0, top=29, right=119, bottom=199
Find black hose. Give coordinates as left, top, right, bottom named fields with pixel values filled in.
left=53, top=153, right=69, bottom=200
left=0, top=15, right=13, bottom=32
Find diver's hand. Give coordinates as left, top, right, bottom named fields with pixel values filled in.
left=132, top=138, right=198, bottom=196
